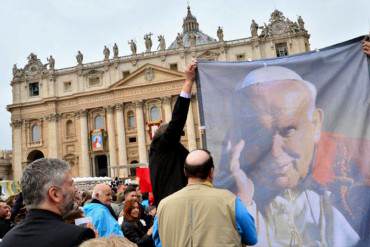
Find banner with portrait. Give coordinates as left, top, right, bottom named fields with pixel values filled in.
left=197, top=36, right=370, bottom=246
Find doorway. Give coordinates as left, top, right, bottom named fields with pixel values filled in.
left=27, top=150, right=45, bottom=164
left=95, top=155, right=108, bottom=177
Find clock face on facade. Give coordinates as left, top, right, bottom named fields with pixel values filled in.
left=271, top=21, right=286, bottom=35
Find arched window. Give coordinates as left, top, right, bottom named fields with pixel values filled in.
left=94, top=115, right=104, bottom=129
left=66, top=120, right=75, bottom=137
left=127, top=111, right=136, bottom=128
left=31, top=124, right=41, bottom=142
left=150, top=106, right=160, bottom=121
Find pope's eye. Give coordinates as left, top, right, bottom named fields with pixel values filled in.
left=280, top=126, right=297, bottom=137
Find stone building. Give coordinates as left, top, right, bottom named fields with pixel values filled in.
left=0, top=151, right=12, bottom=180
left=7, top=8, right=310, bottom=180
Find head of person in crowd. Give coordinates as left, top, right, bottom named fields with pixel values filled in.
left=184, top=149, right=215, bottom=183
left=79, top=235, right=137, bottom=247
left=5, top=195, right=17, bottom=208
left=116, top=191, right=125, bottom=204
left=123, top=185, right=138, bottom=202
left=21, top=158, right=76, bottom=217
left=92, top=183, right=112, bottom=206
left=135, top=186, right=142, bottom=202
left=81, top=191, right=92, bottom=206
left=123, top=199, right=141, bottom=222
left=233, top=66, right=323, bottom=197
left=117, top=183, right=127, bottom=193
left=0, top=201, right=11, bottom=219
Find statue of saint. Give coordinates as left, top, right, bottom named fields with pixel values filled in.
left=297, top=16, right=305, bottom=30
left=217, top=26, right=224, bottom=42
left=128, top=40, right=137, bottom=55
left=76, top=51, right=83, bottom=65
left=103, top=46, right=110, bottom=60
left=113, top=43, right=119, bottom=58
left=47, top=55, right=55, bottom=70
left=27, top=53, right=38, bottom=62
left=144, top=33, right=153, bottom=52
left=250, top=19, right=259, bottom=37
left=176, top=33, right=184, bottom=48
left=157, top=35, right=166, bottom=51
left=12, top=64, right=18, bottom=77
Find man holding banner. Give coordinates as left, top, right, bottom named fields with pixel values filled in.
left=149, top=61, right=197, bottom=206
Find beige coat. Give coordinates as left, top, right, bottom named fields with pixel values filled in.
left=157, top=182, right=242, bottom=247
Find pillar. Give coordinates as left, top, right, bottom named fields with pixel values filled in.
left=78, top=110, right=90, bottom=176
left=162, top=96, right=172, bottom=122
left=47, top=114, right=59, bottom=158
left=11, top=120, right=23, bottom=181
left=115, top=104, right=128, bottom=177
left=135, top=101, right=148, bottom=164
left=107, top=105, right=118, bottom=177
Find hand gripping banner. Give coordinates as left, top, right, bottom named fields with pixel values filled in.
left=197, top=36, right=370, bottom=247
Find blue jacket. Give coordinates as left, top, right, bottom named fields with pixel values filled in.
left=83, top=202, right=123, bottom=237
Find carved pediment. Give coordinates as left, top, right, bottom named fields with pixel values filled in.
left=110, top=63, right=185, bottom=89
left=23, top=53, right=47, bottom=77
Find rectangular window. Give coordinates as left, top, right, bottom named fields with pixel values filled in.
left=29, top=82, right=39, bottom=96
left=89, top=76, right=100, bottom=87
left=169, top=63, right=178, bottom=71
left=128, top=137, right=137, bottom=143
left=63, top=81, right=72, bottom=92
left=236, top=54, right=245, bottom=61
left=275, top=42, right=289, bottom=57
left=122, top=70, right=130, bottom=78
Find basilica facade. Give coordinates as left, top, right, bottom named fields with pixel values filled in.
left=8, top=8, right=310, bottom=180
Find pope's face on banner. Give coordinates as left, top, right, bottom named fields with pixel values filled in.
left=238, top=79, right=323, bottom=191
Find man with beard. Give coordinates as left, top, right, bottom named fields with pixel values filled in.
left=83, top=183, right=123, bottom=237
left=1, top=158, right=95, bottom=247
left=217, top=66, right=360, bottom=246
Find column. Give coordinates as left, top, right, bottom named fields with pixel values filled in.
left=115, top=104, right=128, bottom=177
left=78, top=110, right=90, bottom=176
left=47, top=114, right=59, bottom=158
left=186, top=100, right=197, bottom=151
left=11, top=120, right=23, bottom=181
left=135, top=101, right=148, bottom=164
left=162, top=96, right=172, bottom=122
left=107, top=105, right=118, bottom=177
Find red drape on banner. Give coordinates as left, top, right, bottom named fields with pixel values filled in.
left=136, top=167, right=152, bottom=193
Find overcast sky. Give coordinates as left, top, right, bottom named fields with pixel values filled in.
left=0, top=0, right=369, bottom=150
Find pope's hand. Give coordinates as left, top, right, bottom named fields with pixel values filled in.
left=228, top=140, right=254, bottom=206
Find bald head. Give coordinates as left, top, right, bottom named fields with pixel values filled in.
left=92, top=183, right=112, bottom=205
left=184, top=149, right=214, bottom=180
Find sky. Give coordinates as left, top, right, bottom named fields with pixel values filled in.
left=0, top=0, right=369, bottom=150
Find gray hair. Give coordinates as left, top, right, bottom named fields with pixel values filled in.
left=21, top=158, right=71, bottom=209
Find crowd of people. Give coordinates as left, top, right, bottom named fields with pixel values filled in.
left=0, top=39, right=369, bottom=247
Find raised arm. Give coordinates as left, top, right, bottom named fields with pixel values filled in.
left=161, top=61, right=197, bottom=144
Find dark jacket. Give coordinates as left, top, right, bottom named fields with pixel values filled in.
left=1, top=209, right=95, bottom=247
left=149, top=96, right=190, bottom=206
left=0, top=218, right=12, bottom=238
left=122, top=219, right=154, bottom=247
